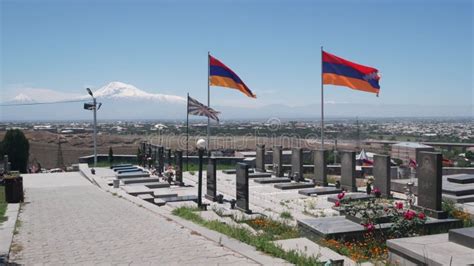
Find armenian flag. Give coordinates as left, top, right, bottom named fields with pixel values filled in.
left=209, top=55, right=256, bottom=98
left=322, top=51, right=380, bottom=95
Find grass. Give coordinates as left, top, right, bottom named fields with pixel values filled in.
left=172, top=206, right=322, bottom=265
left=0, top=185, right=7, bottom=224
left=442, top=199, right=474, bottom=227
left=280, top=211, right=293, bottom=220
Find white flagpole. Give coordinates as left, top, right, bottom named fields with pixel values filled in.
left=207, top=51, right=210, bottom=150
left=321, top=46, right=324, bottom=149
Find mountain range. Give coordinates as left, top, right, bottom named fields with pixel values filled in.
left=2, top=81, right=472, bottom=121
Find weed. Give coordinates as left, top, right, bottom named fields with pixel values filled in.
left=280, top=211, right=293, bottom=220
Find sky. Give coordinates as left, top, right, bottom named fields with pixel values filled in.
left=1, top=0, right=473, bottom=117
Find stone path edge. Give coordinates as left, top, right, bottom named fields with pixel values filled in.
left=78, top=164, right=290, bottom=265
left=0, top=203, right=20, bottom=264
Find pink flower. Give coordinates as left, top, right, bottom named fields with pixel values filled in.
left=404, top=210, right=416, bottom=220
left=337, top=192, right=345, bottom=200
left=373, top=188, right=381, bottom=197
left=334, top=200, right=340, bottom=207
left=363, top=223, right=375, bottom=232
left=418, top=212, right=426, bottom=220
left=395, top=202, right=403, bottom=210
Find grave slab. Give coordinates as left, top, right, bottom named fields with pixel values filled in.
left=327, top=193, right=373, bottom=203
left=447, top=174, right=474, bottom=184
left=121, top=185, right=154, bottom=196
left=387, top=233, right=474, bottom=266
left=113, top=166, right=139, bottom=172
left=448, top=227, right=474, bottom=249
left=116, top=172, right=150, bottom=179
left=222, top=169, right=254, bottom=174
left=121, top=177, right=160, bottom=185
left=110, top=164, right=133, bottom=169
left=298, top=187, right=342, bottom=196
left=248, top=172, right=272, bottom=178
left=152, top=190, right=178, bottom=198
left=273, top=238, right=344, bottom=266
left=253, top=177, right=291, bottom=184
left=144, top=182, right=171, bottom=189
left=116, top=169, right=144, bottom=174
left=137, top=194, right=154, bottom=203
left=274, top=182, right=314, bottom=190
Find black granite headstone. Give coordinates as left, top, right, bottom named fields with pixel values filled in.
left=256, top=144, right=266, bottom=172
left=236, top=163, right=251, bottom=213
left=273, top=145, right=283, bottom=177
left=340, top=151, right=357, bottom=192
left=373, top=155, right=391, bottom=197
left=291, top=147, right=303, bottom=182
left=417, top=152, right=446, bottom=218
left=314, top=149, right=328, bottom=186
left=175, top=150, right=183, bottom=185
left=205, top=158, right=217, bottom=201
left=165, top=148, right=172, bottom=166
left=157, top=146, right=164, bottom=176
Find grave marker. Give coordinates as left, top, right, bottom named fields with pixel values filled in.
left=236, top=163, right=251, bottom=213
left=205, top=158, right=217, bottom=201
left=158, top=146, right=164, bottom=176
left=273, top=145, right=283, bottom=177
left=373, top=155, right=391, bottom=197
left=340, top=151, right=357, bottom=192
left=416, top=152, right=447, bottom=218
left=256, top=144, right=266, bottom=172
left=314, top=149, right=328, bottom=186
left=175, top=150, right=184, bottom=185
left=291, top=147, right=303, bottom=182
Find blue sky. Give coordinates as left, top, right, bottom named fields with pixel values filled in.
left=1, top=0, right=473, bottom=112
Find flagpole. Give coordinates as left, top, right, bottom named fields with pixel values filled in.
left=186, top=92, right=189, bottom=171
left=321, top=46, right=324, bottom=149
left=207, top=51, right=210, bottom=150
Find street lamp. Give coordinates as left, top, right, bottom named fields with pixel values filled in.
left=196, top=138, right=206, bottom=208
left=84, top=88, right=100, bottom=168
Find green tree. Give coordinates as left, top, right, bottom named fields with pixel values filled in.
left=2, top=129, right=29, bottom=173
left=108, top=146, right=114, bottom=165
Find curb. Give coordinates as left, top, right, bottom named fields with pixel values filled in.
left=0, top=203, right=20, bottom=264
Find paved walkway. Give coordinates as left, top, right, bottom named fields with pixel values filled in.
left=9, top=172, right=258, bottom=265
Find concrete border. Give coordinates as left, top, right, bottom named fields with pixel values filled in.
left=78, top=164, right=289, bottom=265
left=0, top=203, right=20, bottom=264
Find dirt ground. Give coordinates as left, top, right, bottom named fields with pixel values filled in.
left=0, top=130, right=384, bottom=169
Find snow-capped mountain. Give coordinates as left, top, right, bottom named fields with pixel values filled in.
left=92, top=82, right=185, bottom=103
left=11, top=93, right=36, bottom=103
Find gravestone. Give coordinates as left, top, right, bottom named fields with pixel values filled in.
left=291, top=147, right=303, bottom=182
left=256, top=144, right=266, bottom=172
left=3, top=155, right=8, bottom=172
left=340, top=151, right=357, bottom=192
left=416, top=152, right=447, bottom=218
left=373, top=155, right=391, bottom=198
left=153, top=145, right=158, bottom=168
left=205, top=158, right=217, bottom=201
left=165, top=148, right=172, bottom=167
left=236, top=163, right=251, bottom=213
left=313, top=149, right=328, bottom=186
left=174, top=150, right=184, bottom=185
left=157, top=146, right=164, bottom=176
left=273, top=145, right=283, bottom=177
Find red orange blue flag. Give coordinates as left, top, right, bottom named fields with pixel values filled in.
left=209, top=55, right=256, bottom=98
left=322, top=51, right=381, bottom=96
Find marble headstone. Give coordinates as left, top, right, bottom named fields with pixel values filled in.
left=373, top=155, right=391, bottom=197
left=236, top=163, right=251, bottom=213
left=417, top=152, right=446, bottom=218
left=273, top=145, right=283, bottom=177
left=291, top=147, right=303, bottom=182
left=256, top=144, right=266, bottom=172
left=313, top=149, right=328, bottom=186
left=205, top=158, right=217, bottom=201
left=340, top=151, right=357, bottom=192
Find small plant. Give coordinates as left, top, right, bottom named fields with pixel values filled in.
left=189, top=170, right=195, bottom=175
left=280, top=211, right=293, bottom=220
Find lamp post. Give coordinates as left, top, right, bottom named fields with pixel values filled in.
left=85, top=88, right=99, bottom=168
left=196, top=138, right=206, bottom=208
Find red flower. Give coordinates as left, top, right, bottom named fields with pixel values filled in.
left=404, top=210, right=416, bottom=220
left=395, top=202, right=403, bottom=210
left=337, top=192, right=345, bottom=200
left=363, top=223, right=375, bottom=232
left=334, top=200, right=340, bottom=207
left=418, top=212, right=426, bottom=220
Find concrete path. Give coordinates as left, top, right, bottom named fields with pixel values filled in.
left=9, top=172, right=258, bottom=265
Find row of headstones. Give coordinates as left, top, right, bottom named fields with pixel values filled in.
left=258, top=144, right=447, bottom=218
left=256, top=145, right=391, bottom=193
left=3, top=155, right=11, bottom=173
left=140, top=142, right=184, bottom=185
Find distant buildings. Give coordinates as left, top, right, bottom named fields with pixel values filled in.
left=391, top=142, right=434, bottom=164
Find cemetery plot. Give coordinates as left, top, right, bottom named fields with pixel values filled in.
left=274, top=182, right=315, bottom=190
left=253, top=177, right=291, bottom=184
